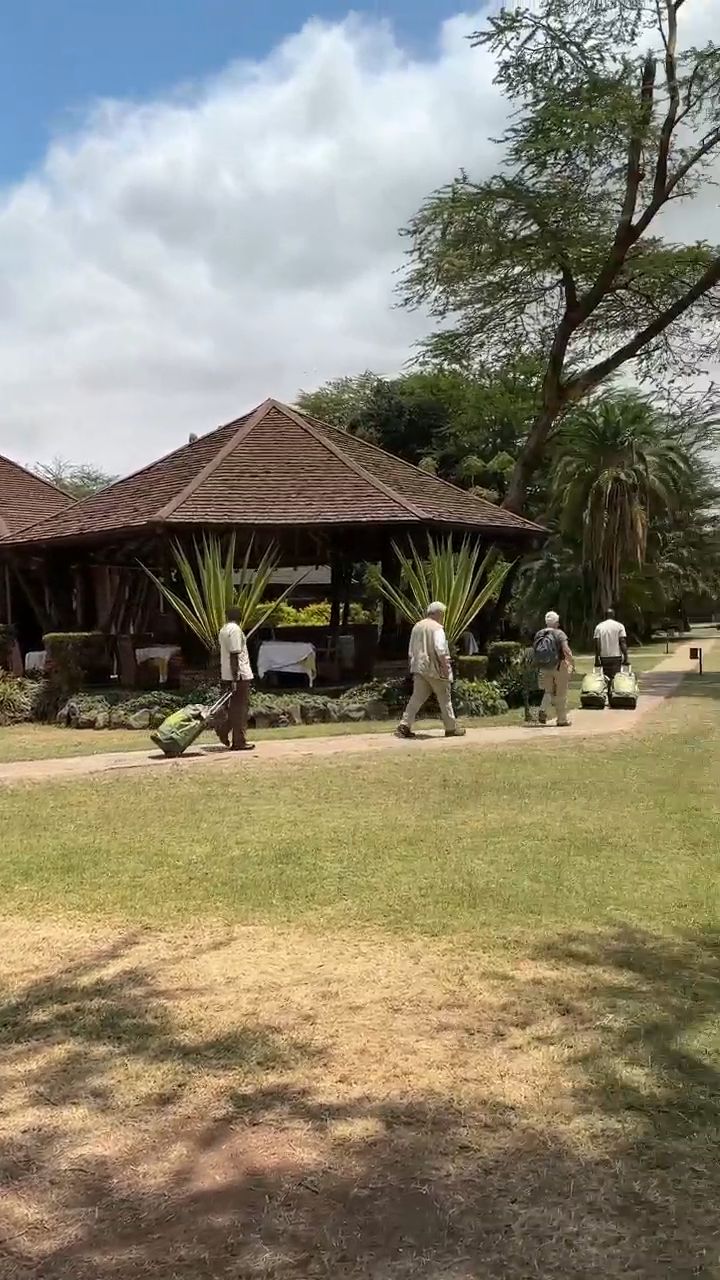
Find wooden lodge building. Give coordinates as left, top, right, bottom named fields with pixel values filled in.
left=0, top=454, right=75, bottom=667
left=1, top=398, right=544, bottom=680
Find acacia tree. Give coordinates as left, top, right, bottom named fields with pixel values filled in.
left=401, top=0, right=720, bottom=512
left=34, top=457, right=116, bottom=499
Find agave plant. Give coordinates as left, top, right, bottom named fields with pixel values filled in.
left=377, top=535, right=511, bottom=648
left=142, top=534, right=302, bottom=652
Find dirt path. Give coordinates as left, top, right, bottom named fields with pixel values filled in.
left=0, top=645, right=708, bottom=787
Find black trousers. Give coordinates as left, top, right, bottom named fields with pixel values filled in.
left=217, top=679, right=251, bottom=747
left=600, top=657, right=623, bottom=682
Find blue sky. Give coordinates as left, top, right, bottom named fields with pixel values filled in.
left=1, top=0, right=465, bottom=182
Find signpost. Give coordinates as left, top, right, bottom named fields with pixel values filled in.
left=689, top=646, right=703, bottom=675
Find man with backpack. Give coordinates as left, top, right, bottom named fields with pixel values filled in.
left=533, top=610, right=574, bottom=727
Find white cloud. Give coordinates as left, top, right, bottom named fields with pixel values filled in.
left=0, top=5, right=717, bottom=474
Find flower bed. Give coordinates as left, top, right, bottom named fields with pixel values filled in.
left=48, top=675, right=508, bottom=730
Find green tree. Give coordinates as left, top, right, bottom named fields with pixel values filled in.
left=298, top=360, right=549, bottom=509
left=34, top=457, right=117, bottom=499
left=296, top=372, right=382, bottom=430
left=551, top=393, right=689, bottom=612
left=401, top=0, right=720, bottom=512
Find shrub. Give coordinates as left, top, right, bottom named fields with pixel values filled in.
left=495, top=647, right=539, bottom=707
left=263, top=600, right=377, bottom=627
left=453, top=679, right=508, bottom=717
left=0, top=674, right=46, bottom=725
left=43, top=632, right=112, bottom=694
left=486, top=641, right=524, bottom=680
left=456, top=655, right=489, bottom=682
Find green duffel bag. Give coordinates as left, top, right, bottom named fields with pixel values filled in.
left=580, top=669, right=607, bottom=709
left=609, top=667, right=639, bottom=709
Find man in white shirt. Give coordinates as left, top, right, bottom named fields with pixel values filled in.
left=216, top=606, right=255, bottom=751
left=593, top=608, right=629, bottom=688
left=395, top=601, right=466, bottom=739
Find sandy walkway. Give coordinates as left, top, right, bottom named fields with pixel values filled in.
left=0, top=645, right=708, bottom=786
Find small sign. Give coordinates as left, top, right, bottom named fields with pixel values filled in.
left=690, top=646, right=703, bottom=674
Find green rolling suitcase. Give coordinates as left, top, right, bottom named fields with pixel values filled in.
left=150, top=690, right=232, bottom=758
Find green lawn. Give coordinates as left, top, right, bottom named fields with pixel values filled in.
left=0, top=641, right=676, bottom=762
left=1, top=657, right=716, bottom=935
left=1, top=650, right=719, bottom=1280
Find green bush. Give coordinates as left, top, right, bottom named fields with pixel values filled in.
left=486, top=641, right=524, bottom=680
left=495, top=647, right=538, bottom=707
left=48, top=672, right=509, bottom=729
left=0, top=674, right=38, bottom=725
left=456, top=655, right=489, bottom=682
left=453, top=679, right=508, bottom=717
left=262, top=600, right=376, bottom=627
left=42, top=632, right=112, bottom=698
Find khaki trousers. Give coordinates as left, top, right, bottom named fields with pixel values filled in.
left=401, top=674, right=456, bottom=732
left=539, top=665, right=570, bottom=724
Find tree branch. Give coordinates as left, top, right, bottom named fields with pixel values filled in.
left=652, top=0, right=681, bottom=201
left=567, top=256, right=720, bottom=399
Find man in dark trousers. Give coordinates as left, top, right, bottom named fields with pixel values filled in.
left=216, top=606, right=255, bottom=751
left=593, top=608, right=629, bottom=690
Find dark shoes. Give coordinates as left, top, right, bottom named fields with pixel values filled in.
left=230, top=742, right=256, bottom=752
left=538, top=710, right=547, bottom=725
left=394, top=724, right=414, bottom=739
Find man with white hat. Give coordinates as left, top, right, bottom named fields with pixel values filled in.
left=395, top=602, right=466, bottom=739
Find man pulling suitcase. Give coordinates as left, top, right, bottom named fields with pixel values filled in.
left=215, top=606, right=256, bottom=752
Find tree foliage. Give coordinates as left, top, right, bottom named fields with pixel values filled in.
left=401, top=0, right=720, bottom=511
left=298, top=360, right=546, bottom=505
left=34, top=457, right=117, bottom=499
left=551, top=392, right=689, bottom=611
left=514, top=388, right=720, bottom=637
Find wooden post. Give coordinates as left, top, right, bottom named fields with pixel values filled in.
left=2, top=563, right=11, bottom=624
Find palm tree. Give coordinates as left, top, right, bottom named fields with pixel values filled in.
left=551, top=394, right=689, bottom=613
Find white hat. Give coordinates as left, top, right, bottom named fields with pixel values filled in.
left=427, top=601, right=446, bottom=616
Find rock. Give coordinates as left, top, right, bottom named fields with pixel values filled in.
left=325, top=702, right=342, bottom=722
left=341, top=703, right=367, bottom=722
left=149, top=709, right=166, bottom=729
left=364, top=698, right=389, bottom=721
left=253, top=709, right=282, bottom=729
left=127, top=709, right=151, bottom=730
left=62, top=699, right=80, bottom=727
left=109, top=707, right=129, bottom=729
left=286, top=702, right=303, bottom=726
left=94, top=711, right=110, bottom=730
left=300, top=702, right=329, bottom=724
left=77, top=711, right=98, bottom=729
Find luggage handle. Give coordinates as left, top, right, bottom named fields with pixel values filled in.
left=202, top=689, right=233, bottom=722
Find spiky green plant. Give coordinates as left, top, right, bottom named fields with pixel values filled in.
left=142, top=535, right=302, bottom=652
left=377, top=535, right=511, bottom=648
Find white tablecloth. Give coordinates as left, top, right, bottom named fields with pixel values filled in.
left=135, top=644, right=181, bottom=684
left=25, top=650, right=46, bottom=675
left=257, top=640, right=316, bottom=686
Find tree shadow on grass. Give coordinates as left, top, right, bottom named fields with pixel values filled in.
left=0, top=934, right=318, bottom=1115
left=2, top=928, right=720, bottom=1278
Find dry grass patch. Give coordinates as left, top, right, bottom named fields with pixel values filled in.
left=1, top=919, right=719, bottom=1278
